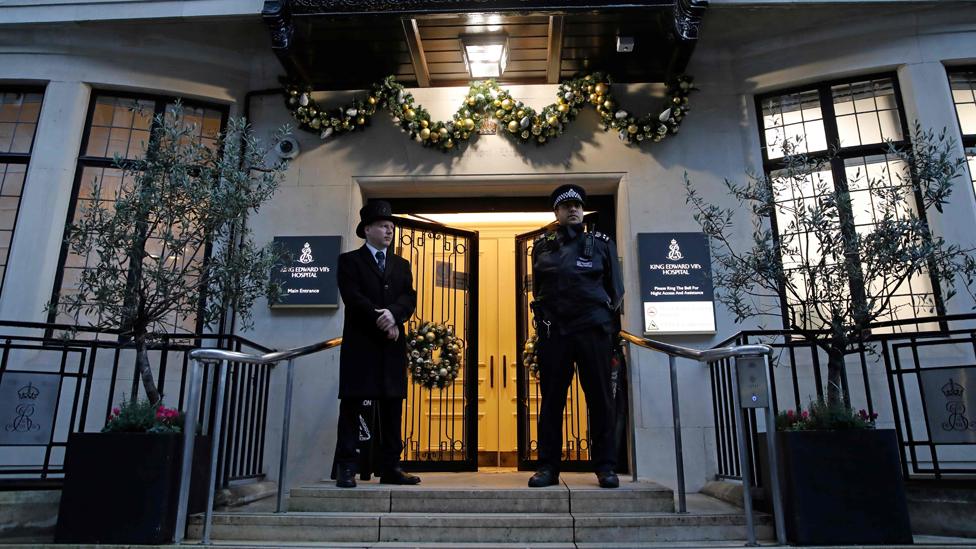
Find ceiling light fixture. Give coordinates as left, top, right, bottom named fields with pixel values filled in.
left=461, top=34, right=509, bottom=79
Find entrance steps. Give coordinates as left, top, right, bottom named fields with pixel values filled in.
left=187, top=472, right=773, bottom=546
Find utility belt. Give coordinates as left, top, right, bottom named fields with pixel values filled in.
left=530, top=300, right=553, bottom=339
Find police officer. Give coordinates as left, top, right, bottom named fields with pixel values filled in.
left=529, top=184, right=624, bottom=489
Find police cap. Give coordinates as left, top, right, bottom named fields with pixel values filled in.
left=550, top=184, right=586, bottom=209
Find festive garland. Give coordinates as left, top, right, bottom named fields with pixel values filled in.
left=283, top=72, right=694, bottom=152
left=522, top=335, right=540, bottom=379
left=407, top=321, right=463, bottom=390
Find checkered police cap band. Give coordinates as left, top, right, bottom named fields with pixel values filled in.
left=553, top=188, right=584, bottom=208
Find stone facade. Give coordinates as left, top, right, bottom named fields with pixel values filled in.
left=1, top=1, right=974, bottom=491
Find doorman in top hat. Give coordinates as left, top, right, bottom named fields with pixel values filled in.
left=333, top=200, right=420, bottom=488
left=529, top=184, right=624, bottom=488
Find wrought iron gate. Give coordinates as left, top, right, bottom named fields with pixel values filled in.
left=394, top=217, right=478, bottom=471
left=515, top=222, right=595, bottom=472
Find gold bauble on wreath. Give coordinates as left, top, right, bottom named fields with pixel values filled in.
left=522, top=335, right=540, bottom=378
left=407, top=321, right=463, bottom=390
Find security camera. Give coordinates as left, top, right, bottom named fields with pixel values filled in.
left=275, top=137, right=300, bottom=160
left=616, top=36, right=634, bottom=53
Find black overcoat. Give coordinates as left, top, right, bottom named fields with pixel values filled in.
left=337, top=245, right=417, bottom=399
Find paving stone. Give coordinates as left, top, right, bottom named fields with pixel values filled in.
left=378, top=512, right=575, bottom=543
left=187, top=512, right=379, bottom=543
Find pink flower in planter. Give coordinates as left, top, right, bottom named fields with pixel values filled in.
left=801, top=411, right=810, bottom=420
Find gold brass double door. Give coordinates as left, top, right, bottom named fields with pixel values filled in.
left=395, top=215, right=613, bottom=471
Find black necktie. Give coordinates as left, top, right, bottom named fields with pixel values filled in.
left=375, top=250, right=385, bottom=272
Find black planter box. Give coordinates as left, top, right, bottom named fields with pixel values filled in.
left=55, top=432, right=210, bottom=544
left=777, top=428, right=913, bottom=545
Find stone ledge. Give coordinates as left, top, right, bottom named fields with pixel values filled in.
left=700, top=480, right=745, bottom=508
left=0, top=490, right=60, bottom=542
left=215, top=480, right=277, bottom=509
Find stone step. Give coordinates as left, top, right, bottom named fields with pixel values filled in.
left=289, top=476, right=674, bottom=514
left=187, top=510, right=773, bottom=544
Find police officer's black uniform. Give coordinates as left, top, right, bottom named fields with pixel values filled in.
left=530, top=184, right=624, bottom=488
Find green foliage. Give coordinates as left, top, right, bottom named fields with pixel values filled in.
left=686, top=124, right=976, bottom=406
left=102, top=399, right=184, bottom=434
left=53, top=104, right=289, bottom=335
left=49, top=102, right=290, bottom=402
left=776, top=399, right=877, bottom=431
left=285, top=73, right=695, bottom=151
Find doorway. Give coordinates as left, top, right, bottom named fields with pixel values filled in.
left=420, top=213, right=552, bottom=467
left=388, top=194, right=621, bottom=472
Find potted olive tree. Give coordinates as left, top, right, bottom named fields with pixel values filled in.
left=52, top=104, right=288, bottom=544
left=55, top=399, right=211, bottom=544
left=686, top=125, right=976, bottom=544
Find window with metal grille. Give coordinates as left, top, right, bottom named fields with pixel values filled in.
left=756, top=74, right=942, bottom=333
left=49, top=92, right=227, bottom=336
left=948, top=68, right=976, bottom=200
left=0, top=87, right=44, bottom=294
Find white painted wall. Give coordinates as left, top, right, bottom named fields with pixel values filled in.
left=0, top=3, right=974, bottom=493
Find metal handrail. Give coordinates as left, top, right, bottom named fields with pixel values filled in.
left=620, top=330, right=785, bottom=545
left=618, top=330, right=774, bottom=529
left=189, top=336, right=342, bottom=364
left=619, top=331, right=771, bottom=363
left=173, top=336, right=342, bottom=545
left=176, top=330, right=779, bottom=544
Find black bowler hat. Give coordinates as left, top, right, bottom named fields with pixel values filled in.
left=550, top=184, right=586, bottom=209
left=356, top=200, right=397, bottom=238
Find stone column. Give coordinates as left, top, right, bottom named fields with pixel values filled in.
left=0, top=81, right=90, bottom=322
left=898, top=61, right=976, bottom=314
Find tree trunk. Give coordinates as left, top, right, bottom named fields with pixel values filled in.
left=825, top=345, right=848, bottom=409
left=134, top=335, right=161, bottom=405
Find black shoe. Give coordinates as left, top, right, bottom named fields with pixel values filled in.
left=380, top=467, right=421, bottom=485
left=528, top=468, right=559, bottom=487
left=597, top=471, right=619, bottom=489
left=336, top=465, right=356, bottom=488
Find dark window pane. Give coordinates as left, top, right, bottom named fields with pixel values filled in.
left=759, top=89, right=826, bottom=159
left=0, top=162, right=27, bottom=283
left=950, top=70, right=976, bottom=136
left=56, top=94, right=224, bottom=332
left=831, top=78, right=903, bottom=147
left=0, top=92, right=42, bottom=153
left=758, top=75, right=929, bottom=329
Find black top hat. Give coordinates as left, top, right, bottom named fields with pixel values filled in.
left=356, top=200, right=397, bottom=238
left=550, top=184, right=586, bottom=209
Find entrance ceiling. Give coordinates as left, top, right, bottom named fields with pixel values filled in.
left=262, top=0, right=707, bottom=90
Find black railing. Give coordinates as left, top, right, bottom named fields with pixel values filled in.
left=709, top=313, right=976, bottom=490
left=0, top=320, right=273, bottom=490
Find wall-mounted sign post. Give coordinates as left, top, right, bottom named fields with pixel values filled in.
left=732, top=354, right=787, bottom=546
left=637, top=232, right=715, bottom=335
left=271, top=236, right=341, bottom=308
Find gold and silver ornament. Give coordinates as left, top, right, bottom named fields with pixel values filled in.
left=283, top=72, right=695, bottom=152
left=406, top=321, right=463, bottom=390
left=522, top=335, right=540, bottom=379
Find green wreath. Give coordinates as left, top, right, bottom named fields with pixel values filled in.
left=283, top=72, right=694, bottom=152
left=522, top=335, right=540, bottom=379
left=407, top=321, right=462, bottom=390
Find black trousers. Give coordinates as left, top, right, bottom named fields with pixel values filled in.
left=335, top=397, right=404, bottom=473
left=536, top=325, right=617, bottom=473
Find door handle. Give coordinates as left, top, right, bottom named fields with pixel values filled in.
left=489, top=356, right=494, bottom=389
left=502, top=355, right=507, bottom=388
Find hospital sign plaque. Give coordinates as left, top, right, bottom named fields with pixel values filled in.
left=271, top=236, right=341, bottom=308
left=637, top=232, right=716, bottom=335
